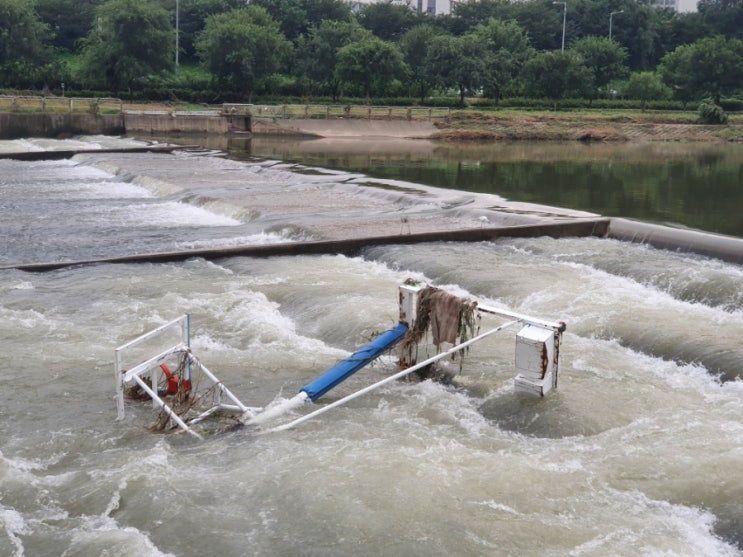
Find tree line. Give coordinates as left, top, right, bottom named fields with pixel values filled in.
left=2, top=0, right=743, bottom=111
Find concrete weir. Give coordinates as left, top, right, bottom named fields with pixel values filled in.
left=4, top=220, right=611, bottom=273
left=0, top=144, right=200, bottom=161
left=608, top=218, right=743, bottom=265
left=7, top=216, right=743, bottom=273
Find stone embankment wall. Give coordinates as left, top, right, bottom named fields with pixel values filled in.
left=123, top=112, right=250, bottom=134
left=0, top=112, right=249, bottom=139
left=0, top=113, right=125, bottom=139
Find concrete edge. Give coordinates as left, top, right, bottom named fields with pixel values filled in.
left=3, top=220, right=610, bottom=273
left=9, top=217, right=743, bottom=273
left=0, top=145, right=201, bottom=161
left=607, top=218, right=743, bottom=265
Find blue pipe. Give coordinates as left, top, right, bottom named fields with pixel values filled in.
left=300, top=323, right=408, bottom=402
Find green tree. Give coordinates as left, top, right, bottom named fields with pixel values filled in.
left=509, top=0, right=565, bottom=52
left=615, top=2, right=663, bottom=70
left=449, top=0, right=514, bottom=35
left=335, top=35, right=406, bottom=99
left=698, top=0, right=743, bottom=40
left=303, top=0, right=352, bottom=31
left=173, top=0, right=247, bottom=63
left=357, top=1, right=421, bottom=42
left=655, top=12, right=712, bottom=56
left=35, top=0, right=103, bottom=53
left=399, top=24, right=443, bottom=103
left=251, top=0, right=350, bottom=40
left=196, top=6, right=292, bottom=100
left=522, top=50, right=593, bottom=109
left=624, top=71, right=671, bottom=111
left=424, top=33, right=487, bottom=106
left=472, top=18, right=534, bottom=104
left=79, top=0, right=173, bottom=92
left=295, top=21, right=370, bottom=100
left=571, top=36, right=628, bottom=99
left=659, top=35, right=743, bottom=105
left=0, top=0, right=54, bottom=87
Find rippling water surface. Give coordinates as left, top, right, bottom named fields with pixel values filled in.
left=1, top=137, right=742, bottom=557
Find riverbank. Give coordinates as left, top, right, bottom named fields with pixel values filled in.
left=3, top=99, right=742, bottom=142
left=251, top=109, right=743, bottom=142
left=434, top=110, right=743, bottom=142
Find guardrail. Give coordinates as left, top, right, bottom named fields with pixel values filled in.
left=0, top=98, right=450, bottom=121
left=0, top=95, right=123, bottom=114
left=222, top=103, right=451, bottom=121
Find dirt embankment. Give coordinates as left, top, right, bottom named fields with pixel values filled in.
left=251, top=111, right=743, bottom=142
left=433, top=111, right=743, bottom=143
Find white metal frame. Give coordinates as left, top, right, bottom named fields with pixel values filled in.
left=114, top=315, right=249, bottom=439
left=398, top=282, right=564, bottom=396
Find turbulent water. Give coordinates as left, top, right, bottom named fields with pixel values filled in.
left=1, top=137, right=742, bottom=557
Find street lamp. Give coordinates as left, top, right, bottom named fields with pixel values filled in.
left=175, top=0, right=180, bottom=74
left=553, top=2, right=567, bottom=52
left=609, top=10, right=624, bottom=41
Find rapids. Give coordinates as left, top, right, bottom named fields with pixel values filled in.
left=0, top=137, right=741, bottom=556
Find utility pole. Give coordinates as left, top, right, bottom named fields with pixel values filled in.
left=553, top=2, right=567, bottom=52
left=609, top=10, right=624, bottom=41
left=175, top=0, right=180, bottom=74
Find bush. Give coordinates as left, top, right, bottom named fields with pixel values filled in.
left=698, top=99, right=728, bottom=124
left=719, top=97, right=743, bottom=112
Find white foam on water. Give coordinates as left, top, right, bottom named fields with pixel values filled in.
left=5, top=138, right=44, bottom=152
left=2, top=140, right=743, bottom=555
left=568, top=489, right=739, bottom=557
left=0, top=505, right=27, bottom=557
left=61, top=517, right=177, bottom=557
left=58, top=199, right=242, bottom=229
left=57, top=180, right=154, bottom=200
left=129, top=174, right=185, bottom=196
left=173, top=231, right=292, bottom=250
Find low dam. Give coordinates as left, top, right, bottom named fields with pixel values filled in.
left=0, top=99, right=444, bottom=139
left=0, top=110, right=248, bottom=139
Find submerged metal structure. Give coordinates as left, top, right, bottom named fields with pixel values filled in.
left=114, top=283, right=565, bottom=437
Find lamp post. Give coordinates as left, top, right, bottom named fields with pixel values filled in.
left=609, top=10, right=623, bottom=41
left=553, top=2, right=567, bottom=52
left=175, top=0, right=180, bottom=74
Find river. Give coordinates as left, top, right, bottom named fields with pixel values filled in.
left=244, top=136, right=743, bottom=239
left=1, top=135, right=742, bottom=556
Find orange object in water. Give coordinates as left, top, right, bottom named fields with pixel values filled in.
left=160, top=363, right=179, bottom=395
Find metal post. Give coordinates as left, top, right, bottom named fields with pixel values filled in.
left=609, top=10, right=623, bottom=41
left=175, top=0, right=180, bottom=74
left=553, top=2, right=566, bottom=52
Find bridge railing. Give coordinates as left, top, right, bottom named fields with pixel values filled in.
left=222, top=103, right=450, bottom=121
left=0, top=95, right=123, bottom=114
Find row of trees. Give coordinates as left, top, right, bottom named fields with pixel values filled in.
left=2, top=0, right=743, bottom=108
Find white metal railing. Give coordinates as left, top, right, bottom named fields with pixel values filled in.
left=250, top=283, right=565, bottom=432
left=399, top=282, right=564, bottom=397
left=264, top=319, right=521, bottom=433
left=114, top=315, right=250, bottom=439
left=221, top=103, right=450, bottom=121
left=0, top=95, right=123, bottom=114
